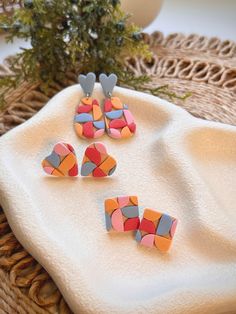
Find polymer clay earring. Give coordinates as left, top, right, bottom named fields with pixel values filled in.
left=42, top=142, right=78, bottom=177
left=104, top=196, right=140, bottom=232
left=74, top=73, right=105, bottom=139
left=81, top=142, right=117, bottom=177
left=136, top=208, right=178, bottom=252
left=99, top=73, right=136, bottom=139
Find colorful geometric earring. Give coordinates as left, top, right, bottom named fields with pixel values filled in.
left=74, top=72, right=105, bottom=139
left=104, top=196, right=140, bottom=232
left=81, top=142, right=117, bottom=177
left=42, top=142, right=78, bottom=177
left=136, top=208, right=178, bottom=252
left=99, top=73, right=136, bottom=139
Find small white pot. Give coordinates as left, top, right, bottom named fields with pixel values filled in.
left=120, top=0, right=164, bottom=28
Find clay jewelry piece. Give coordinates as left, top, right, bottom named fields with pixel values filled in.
left=99, top=73, right=136, bottom=139
left=74, top=73, right=105, bottom=139
left=136, top=209, right=178, bottom=252
left=104, top=196, right=140, bottom=232
left=42, top=142, right=78, bottom=177
left=81, top=142, right=117, bottom=177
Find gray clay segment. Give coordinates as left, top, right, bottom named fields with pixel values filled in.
left=121, top=206, right=139, bottom=218
left=46, top=151, right=60, bottom=168
left=81, top=162, right=97, bottom=176
left=156, top=214, right=172, bottom=236
left=105, top=212, right=112, bottom=231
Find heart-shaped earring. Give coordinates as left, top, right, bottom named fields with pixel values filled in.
left=42, top=142, right=78, bottom=177
left=74, top=72, right=105, bottom=140
left=99, top=73, right=136, bottom=139
left=81, top=142, right=117, bottom=177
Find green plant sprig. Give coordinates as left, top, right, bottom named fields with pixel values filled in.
left=0, top=0, right=190, bottom=109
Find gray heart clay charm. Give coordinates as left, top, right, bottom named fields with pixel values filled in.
left=78, top=72, right=96, bottom=96
left=99, top=73, right=117, bottom=96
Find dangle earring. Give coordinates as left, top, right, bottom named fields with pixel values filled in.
left=74, top=73, right=105, bottom=139
left=99, top=73, right=136, bottom=139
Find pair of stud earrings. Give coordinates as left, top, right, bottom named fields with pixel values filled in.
left=42, top=142, right=117, bottom=177
left=104, top=196, right=178, bottom=252
left=74, top=73, right=136, bottom=140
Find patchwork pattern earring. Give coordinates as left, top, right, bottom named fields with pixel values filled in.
left=104, top=196, right=140, bottom=232
left=42, top=142, right=78, bottom=177
left=99, top=73, right=136, bottom=139
left=136, top=208, right=178, bottom=252
left=74, top=72, right=105, bottom=139
left=81, top=142, right=117, bottom=177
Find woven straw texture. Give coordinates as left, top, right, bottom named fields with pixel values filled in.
left=0, top=31, right=235, bottom=313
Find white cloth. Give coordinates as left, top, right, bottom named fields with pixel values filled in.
left=0, top=84, right=236, bottom=314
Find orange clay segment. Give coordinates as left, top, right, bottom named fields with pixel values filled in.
left=74, top=123, right=83, bottom=137
left=130, top=196, right=138, bottom=206
left=93, top=105, right=103, bottom=120
left=82, top=155, right=90, bottom=164
left=111, top=97, right=123, bottom=109
left=144, top=209, right=162, bottom=222
left=105, top=198, right=119, bottom=214
left=58, top=153, right=76, bottom=175
left=154, top=235, right=172, bottom=252
left=121, top=126, right=132, bottom=138
left=52, top=168, right=64, bottom=177
left=99, top=156, right=116, bottom=174
left=82, top=97, right=92, bottom=105
left=42, top=159, right=51, bottom=168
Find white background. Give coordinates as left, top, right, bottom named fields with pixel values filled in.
left=146, top=0, right=236, bottom=40
left=0, top=0, right=236, bottom=63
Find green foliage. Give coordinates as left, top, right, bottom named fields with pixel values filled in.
left=0, top=0, right=190, bottom=107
